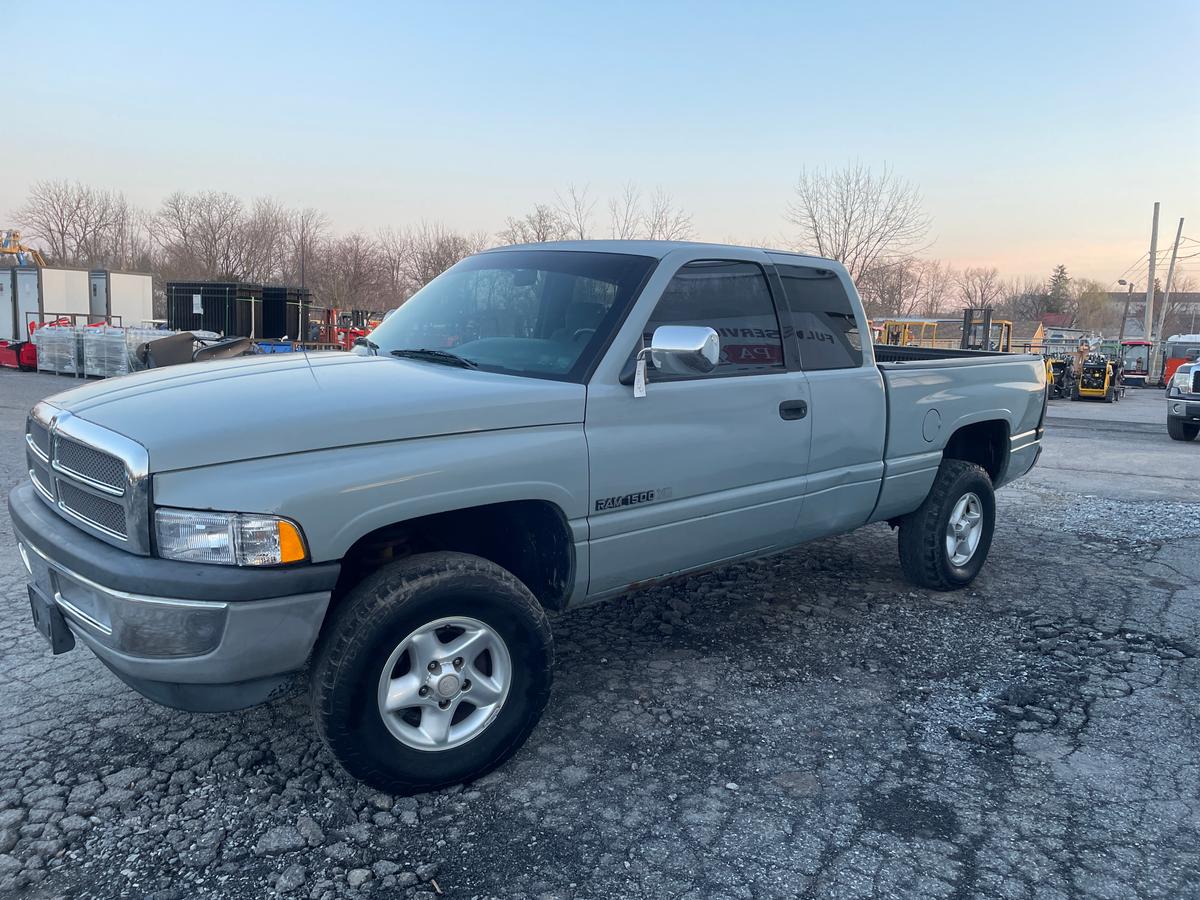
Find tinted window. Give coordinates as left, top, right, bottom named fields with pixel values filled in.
left=370, top=250, right=654, bottom=381
left=645, top=260, right=783, bottom=372
left=776, top=264, right=863, bottom=370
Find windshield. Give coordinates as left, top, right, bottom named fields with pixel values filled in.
left=368, top=249, right=655, bottom=381
left=1121, top=344, right=1148, bottom=371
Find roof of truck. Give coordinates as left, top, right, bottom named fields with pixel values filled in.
left=485, top=239, right=840, bottom=265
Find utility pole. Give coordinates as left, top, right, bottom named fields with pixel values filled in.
left=1150, top=217, right=1184, bottom=384
left=1143, top=202, right=1160, bottom=340
left=1155, top=217, right=1184, bottom=340
left=1117, top=279, right=1135, bottom=343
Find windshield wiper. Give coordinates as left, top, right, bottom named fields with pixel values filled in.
left=390, top=348, right=478, bottom=369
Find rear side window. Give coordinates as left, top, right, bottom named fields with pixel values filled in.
left=775, top=264, right=863, bottom=370
left=645, top=260, right=784, bottom=371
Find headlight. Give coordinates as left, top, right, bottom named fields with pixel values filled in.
left=154, top=508, right=308, bottom=566
left=1171, top=371, right=1193, bottom=392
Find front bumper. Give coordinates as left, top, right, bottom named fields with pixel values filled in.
left=1167, top=398, right=1200, bottom=423
left=9, top=481, right=339, bottom=711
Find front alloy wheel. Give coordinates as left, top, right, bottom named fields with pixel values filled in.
left=377, top=616, right=512, bottom=751
left=312, top=552, right=553, bottom=794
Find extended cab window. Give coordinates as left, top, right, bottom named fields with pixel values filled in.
left=775, top=264, right=863, bottom=370
left=645, top=260, right=784, bottom=372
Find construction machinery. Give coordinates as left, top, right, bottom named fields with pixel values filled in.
left=960, top=307, right=1012, bottom=352
left=1162, top=335, right=1200, bottom=388
left=1118, top=339, right=1153, bottom=387
left=878, top=318, right=956, bottom=348
left=0, top=231, right=47, bottom=267
left=1072, top=353, right=1123, bottom=403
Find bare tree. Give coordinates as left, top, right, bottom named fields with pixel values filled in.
left=236, top=197, right=290, bottom=283
left=607, top=183, right=642, bottom=239
left=956, top=266, right=1003, bottom=308
left=785, top=162, right=931, bottom=282
left=1071, top=278, right=1115, bottom=331
left=315, top=231, right=384, bottom=310
left=555, top=184, right=596, bottom=240
left=402, top=222, right=487, bottom=291
left=497, top=204, right=569, bottom=245
left=152, top=190, right=248, bottom=279
left=857, top=257, right=953, bottom=318
left=285, top=207, right=328, bottom=288
left=999, top=276, right=1052, bottom=321
left=17, top=180, right=147, bottom=269
left=642, top=188, right=693, bottom=241
left=16, top=180, right=77, bottom=262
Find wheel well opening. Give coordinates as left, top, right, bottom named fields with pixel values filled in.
left=942, top=420, right=1008, bottom=482
left=334, top=500, right=575, bottom=612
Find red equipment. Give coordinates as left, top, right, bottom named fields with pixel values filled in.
left=1119, top=339, right=1152, bottom=386
left=1162, top=335, right=1200, bottom=386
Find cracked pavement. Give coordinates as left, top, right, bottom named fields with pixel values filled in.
left=2, top=369, right=1198, bottom=899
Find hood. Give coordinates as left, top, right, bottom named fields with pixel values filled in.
left=48, top=352, right=585, bottom=472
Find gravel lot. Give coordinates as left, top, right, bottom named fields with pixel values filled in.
left=2, top=370, right=1199, bottom=899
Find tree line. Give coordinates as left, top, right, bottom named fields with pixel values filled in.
left=10, top=168, right=1183, bottom=333
left=9, top=180, right=695, bottom=314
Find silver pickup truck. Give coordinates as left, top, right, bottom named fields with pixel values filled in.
left=9, top=241, right=1046, bottom=792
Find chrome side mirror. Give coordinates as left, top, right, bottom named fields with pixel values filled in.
left=633, top=325, right=720, bottom=396
left=650, top=325, right=720, bottom=376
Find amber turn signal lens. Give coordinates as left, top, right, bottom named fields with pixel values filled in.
left=278, top=520, right=307, bottom=564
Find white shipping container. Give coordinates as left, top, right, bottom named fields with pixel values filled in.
left=108, top=272, right=154, bottom=325
left=39, top=268, right=91, bottom=317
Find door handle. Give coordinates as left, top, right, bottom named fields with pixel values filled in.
left=779, top=399, right=808, bottom=420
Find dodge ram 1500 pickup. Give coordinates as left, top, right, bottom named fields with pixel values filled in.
left=9, top=241, right=1046, bottom=792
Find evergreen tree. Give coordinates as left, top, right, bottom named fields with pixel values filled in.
left=1047, top=264, right=1071, bottom=312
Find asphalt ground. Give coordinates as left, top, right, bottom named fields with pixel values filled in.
left=1, top=369, right=1198, bottom=899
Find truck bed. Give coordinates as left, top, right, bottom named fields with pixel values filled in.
left=872, top=344, right=1017, bottom=365
left=868, top=346, right=1047, bottom=522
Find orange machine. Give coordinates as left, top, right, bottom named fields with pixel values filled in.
left=1162, top=335, right=1200, bottom=386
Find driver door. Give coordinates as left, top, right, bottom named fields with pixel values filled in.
left=583, top=251, right=812, bottom=598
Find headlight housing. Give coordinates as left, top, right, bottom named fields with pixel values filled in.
left=1170, top=370, right=1193, bottom=393
left=155, top=508, right=308, bottom=566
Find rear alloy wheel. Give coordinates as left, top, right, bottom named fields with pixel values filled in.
left=898, top=459, right=996, bottom=591
left=1168, top=418, right=1199, bottom=442
left=312, top=552, right=553, bottom=793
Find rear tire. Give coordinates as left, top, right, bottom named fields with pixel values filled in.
left=311, top=551, right=554, bottom=793
left=898, top=459, right=996, bottom=591
left=1168, top=418, right=1199, bottom=442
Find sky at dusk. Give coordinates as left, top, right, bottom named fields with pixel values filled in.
left=6, top=0, right=1199, bottom=285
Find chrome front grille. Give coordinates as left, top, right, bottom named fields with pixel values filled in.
left=26, top=403, right=151, bottom=555
left=56, top=481, right=129, bottom=538
left=28, top=418, right=50, bottom=458
left=55, top=436, right=127, bottom=491
left=26, top=447, right=53, bottom=502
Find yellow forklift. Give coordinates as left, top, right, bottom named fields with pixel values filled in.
left=960, top=307, right=1012, bottom=352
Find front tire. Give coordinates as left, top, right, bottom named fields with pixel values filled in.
left=1168, top=418, right=1199, bottom=441
left=311, top=552, right=554, bottom=793
left=898, top=460, right=996, bottom=591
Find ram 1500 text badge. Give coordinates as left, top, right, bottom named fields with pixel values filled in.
left=9, top=241, right=1046, bottom=792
